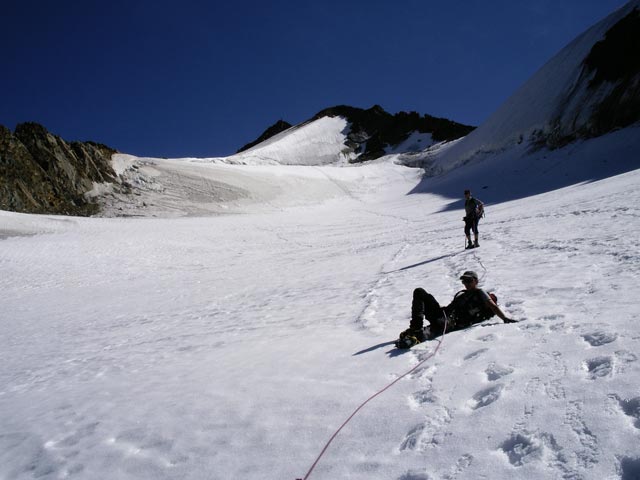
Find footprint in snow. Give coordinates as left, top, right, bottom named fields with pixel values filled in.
left=468, top=384, right=503, bottom=410
left=499, top=432, right=544, bottom=466
left=399, top=424, right=425, bottom=451
left=407, top=454, right=473, bottom=480
left=520, top=322, right=545, bottom=332
left=543, top=379, right=566, bottom=400
left=398, top=471, right=431, bottom=480
left=410, top=388, right=436, bottom=407
left=485, top=363, right=514, bottom=381
left=583, top=356, right=613, bottom=379
left=616, top=396, right=640, bottom=429
left=477, top=333, right=497, bottom=342
left=451, top=453, right=474, bottom=476
left=498, top=431, right=562, bottom=468
left=581, top=331, right=617, bottom=347
left=399, top=406, right=452, bottom=452
left=464, top=348, right=488, bottom=361
left=565, top=401, right=599, bottom=469
left=615, top=350, right=638, bottom=363
left=549, top=322, right=567, bottom=332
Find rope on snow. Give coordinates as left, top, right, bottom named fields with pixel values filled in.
left=296, top=312, right=449, bottom=480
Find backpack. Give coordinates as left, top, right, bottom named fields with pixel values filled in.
left=445, top=289, right=497, bottom=328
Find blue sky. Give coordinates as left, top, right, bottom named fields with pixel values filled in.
left=2, top=0, right=627, bottom=158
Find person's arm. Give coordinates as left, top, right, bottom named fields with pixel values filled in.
left=486, top=297, right=516, bottom=323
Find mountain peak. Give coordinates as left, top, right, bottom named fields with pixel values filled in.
left=238, top=104, right=474, bottom=163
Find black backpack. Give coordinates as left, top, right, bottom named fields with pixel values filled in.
left=445, top=289, right=497, bottom=328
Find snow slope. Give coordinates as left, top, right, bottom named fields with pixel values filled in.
left=211, top=115, right=355, bottom=166
left=1, top=125, right=640, bottom=479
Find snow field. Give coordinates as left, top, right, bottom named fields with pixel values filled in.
left=1, top=158, right=640, bottom=479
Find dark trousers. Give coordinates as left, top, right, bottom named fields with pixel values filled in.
left=464, top=216, right=479, bottom=236
left=411, top=288, right=446, bottom=334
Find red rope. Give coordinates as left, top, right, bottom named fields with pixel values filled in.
left=297, top=314, right=449, bottom=480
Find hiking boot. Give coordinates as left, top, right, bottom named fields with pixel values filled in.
left=474, top=240, right=479, bottom=248
left=396, top=335, right=419, bottom=349
left=465, top=242, right=474, bottom=249
left=405, top=328, right=427, bottom=342
left=396, top=329, right=422, bottom=349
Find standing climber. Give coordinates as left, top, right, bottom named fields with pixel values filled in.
left=464, top=189, right=484, bottom=249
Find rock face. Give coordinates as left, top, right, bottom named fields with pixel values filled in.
left=312, top=105, right=475, bottom=161
left=543, top=6, right=640, bottom=149
left=0, top=123, right=117, bottom=215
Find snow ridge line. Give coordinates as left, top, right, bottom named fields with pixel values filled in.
left=296, top=313, right=450, bottom=480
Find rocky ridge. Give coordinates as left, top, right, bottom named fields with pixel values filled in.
left=239, top=105, right=475, bottom=162
left=237, top=120, right=293, bottom=153
left=0, top=123, right=118, bottom=215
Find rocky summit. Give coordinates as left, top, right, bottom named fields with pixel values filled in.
left=0, top=123, right=117, bottom=215
left=311, top=105, right=475, bottom=162
left=239, top=105, right=475, bottom=162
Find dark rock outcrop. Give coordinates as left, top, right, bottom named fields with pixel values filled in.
left=543, top=7, right=640, bottom=149
left=583, top=7, right=640, bottom=137
left=237, top=119, right=293, bottom=153
left=311, top=105, right=475, bottom=162
left=0, top=123, right=117, bottom=215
